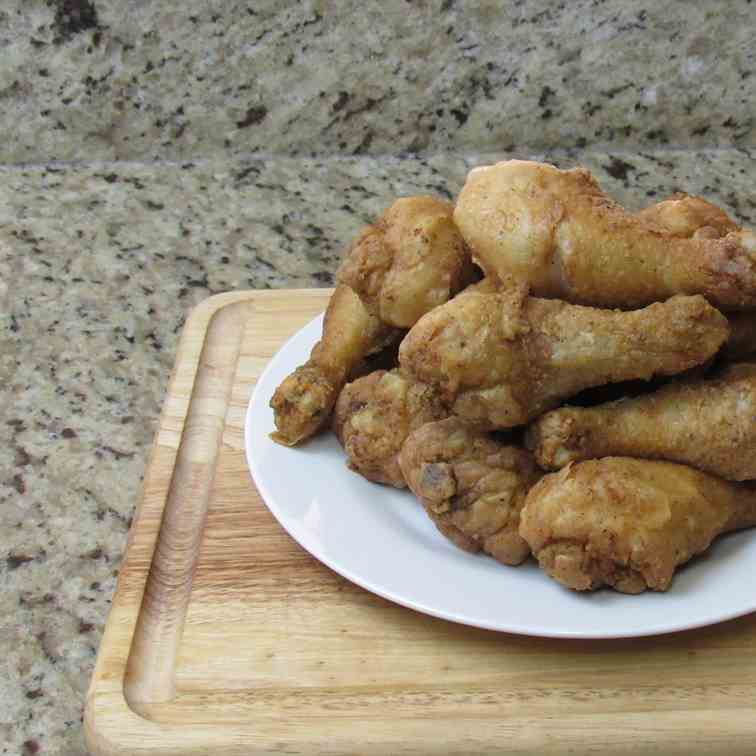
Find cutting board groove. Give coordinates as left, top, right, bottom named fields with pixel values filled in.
left=125, top=302, right=248, bottom=705
left=86, top=290, right=756, bottom=756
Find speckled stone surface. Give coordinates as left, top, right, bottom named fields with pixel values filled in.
left=0, top=0, right=753, bottom=163
left=1, top=10, right=753, bottom=756
left=1, top=148, right=755, bottom=754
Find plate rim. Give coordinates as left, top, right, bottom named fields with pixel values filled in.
left=244, top=312, right=756, bottom=640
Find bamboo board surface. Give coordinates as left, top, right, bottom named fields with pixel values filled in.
left=85, top=289, right=756, bottom=756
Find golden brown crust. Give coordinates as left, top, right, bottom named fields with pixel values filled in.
left=271, top=168, right=756, bottom=601
left=271, top=196, right=474, bottom=446
left=527, top=364, right=756, bottom=480
left=454, top=160, right=756, bottom=310
left=270, top=363, right=340, bottom=447
left=332, top=369, right=447, bottom=487
left=636, top=193, right=738, bottom=239
left=338, top=196, right=477, bottom=328
left=270, top=284, right=398, bottom=446
left=399, top=417, right=541, bottom=565
left=519, top=457, right=756, bottom=593
left=399, top=289, right=729, bottom=430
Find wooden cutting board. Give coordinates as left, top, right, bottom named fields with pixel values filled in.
left=85, top=289, right=756, bottom=756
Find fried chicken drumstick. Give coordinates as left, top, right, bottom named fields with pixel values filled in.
left=638, top=195, right=756, bottom=362
left=271, top=197, right=475, bottom=445
left=399, top=287, right=729, bottom=429
left=399, top=417, right=541, bottom=565
left=454, top=160, right=756, bottom=310
left=520, top=457, right=756, bottom=594
left=333, top=369, right=447, bottom=487
left=527, top=363, right=756, bottom=480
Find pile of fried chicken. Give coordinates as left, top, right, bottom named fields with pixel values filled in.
left=270, top=160, right=756, bottom=595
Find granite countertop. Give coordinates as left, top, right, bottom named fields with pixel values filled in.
left=2, top=1, right=755, bottom=754
left=0, top=1, right=753, bottom=162
left=2, top=147, right=756, bottom=754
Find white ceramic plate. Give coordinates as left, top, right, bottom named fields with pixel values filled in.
left=245, top=313, right=756, bottom=639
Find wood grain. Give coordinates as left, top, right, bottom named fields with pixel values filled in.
left=86, top=289, right=756, bottom=756
left=125, top=302, right=248, bottom=704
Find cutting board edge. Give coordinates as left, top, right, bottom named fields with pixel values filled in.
left=84, top=288, right=756, bottom=756
left=84, top=289, right=326, bottom=755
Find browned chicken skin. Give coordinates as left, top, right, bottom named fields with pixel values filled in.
left=527, top=363, right=756, bottom=480
left=268, top=166, right=756, bottom=600
left=271, top=197, right=475, bottom=446
left=333, top=369, right=447, bottom=487
left=520, top=457, right=756, bottom=594
left=636, top=192, right=739, bottom=239
left=399, top=418, right=541, bottom=565
left=638, top=195, right=755, bottom=362
left=271, top=285, right=399, bottom=446
left=399, top=287, right=729, bottom=429
left=454, top=160, right=756, bottom=310
left=338, top=197, right=478, bottom=328
left=637, top=195, right=755, bottom=360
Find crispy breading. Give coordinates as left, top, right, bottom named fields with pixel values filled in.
left=520, top=457, right=756, bottom=593
left=399, top=418, right=541, bottom=565
left=271, top=196, right=475, bottom=446
left=399, top=288, right=728, bottom=429
left=333, top=369, right=447, bottom=487
left=270, top=284, right=399, bottom=446
left=636, top=192, right=738, bottom=238
left=454, top=160, right=756, bottom=310
left=339, top=196, right=478, bottom=328
left=527, top=363, right=756, bottom=480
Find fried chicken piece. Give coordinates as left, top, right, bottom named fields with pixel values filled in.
left=520, top=457, right=756, bottom=594
left=638, top=195, right=754, bottom=363
left=636, top=192, right=738, bottom=239
left=271, top=197, right=475, bottom=446
left=454, top=160, right=756, bottom=310
left=399, top=287, right=729, bottom=429
left=270, top=285, right=399, bottom=446
left=399, top=418, right=541, bottom=565
left=723, top=312, right=756, bottom=360
left=333, top=369, right=447, bottom=487
left=338, top=197, right=478, bottom=328
left=527, top=364, right=756, bottom=480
